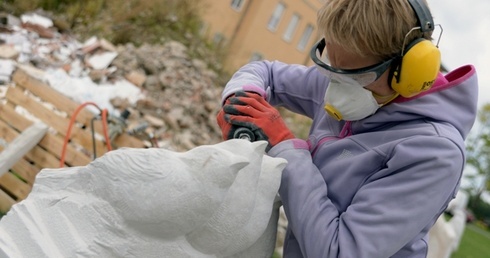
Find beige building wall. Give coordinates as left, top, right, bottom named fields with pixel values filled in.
left=201, top=0, right=325, bottom=72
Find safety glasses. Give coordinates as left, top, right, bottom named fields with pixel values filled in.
left=310, top=38, right=395, bottom=86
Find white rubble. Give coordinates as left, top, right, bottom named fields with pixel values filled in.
left=0, top=60, right=15, bottom=83
left=0, top=13, right=144, bottom=115
left=0, top=139, right=286, bottom=258
left=20, top=13, right=53, bottom=28
left=87, top=51, right=118, bottom=70
left=44, top=67, right=144, bottom=113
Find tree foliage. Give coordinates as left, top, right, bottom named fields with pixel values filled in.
left=465, top=103, right=490, bottom=216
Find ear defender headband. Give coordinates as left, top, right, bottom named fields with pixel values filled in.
left=390, top=0, right=442, bottom=98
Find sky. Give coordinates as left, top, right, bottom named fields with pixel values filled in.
left=427, top=0, right=490, bottom=202
left=428, top=0, right=490, bottom=108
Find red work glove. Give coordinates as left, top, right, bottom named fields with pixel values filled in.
left=216, top=91, right=262, bottom=141
left=223, top=91, right=294, bottom=150
left=217, top=96, right=234, bottom=140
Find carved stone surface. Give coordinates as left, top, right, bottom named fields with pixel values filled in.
left=427, top=191, right=469, bottom=258
left=0, top=140, right=286, bottom=258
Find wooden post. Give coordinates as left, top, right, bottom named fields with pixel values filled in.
left=0, top=121, right=49, bottom=177
left=0, top=189, right=15, bottom=214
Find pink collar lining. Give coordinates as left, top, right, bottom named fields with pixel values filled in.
left=393, top=65, right=475, bottom=103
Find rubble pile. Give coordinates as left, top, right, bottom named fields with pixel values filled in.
left=0, top=11, right=224, bottom=151
left=113, top=42, right=224, bottom=150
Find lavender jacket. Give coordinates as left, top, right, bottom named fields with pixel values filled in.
left=221, top=61, right=478, bottom=258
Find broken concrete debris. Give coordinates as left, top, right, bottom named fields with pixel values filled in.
left=0, top=11, right=223, bottom=151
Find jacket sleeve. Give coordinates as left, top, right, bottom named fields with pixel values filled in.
left=221, top=60, right=328, bottom=119
left=269, top=136, right=464, bottom=258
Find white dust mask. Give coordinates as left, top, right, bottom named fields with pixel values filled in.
left=323, top=78, right=381, bottom=121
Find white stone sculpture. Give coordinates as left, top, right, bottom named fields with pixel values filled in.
left=427, top=190, right=469, bottom=258
left=0, top=140, right=286, bottom=258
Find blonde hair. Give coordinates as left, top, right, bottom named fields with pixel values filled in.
left=317, top=0, right=433, bottom=59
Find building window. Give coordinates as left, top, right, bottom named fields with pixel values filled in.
left=297, top=24, right=314, bottom=51
left=231, top=0, right=245, bottom=11
left=283, top=13, right=300, bottom=42
left=267, top=3, right=286, bottom=31
left=213, top=33, right=226, bottom=46
left=250, top=52, right=264, bottom=62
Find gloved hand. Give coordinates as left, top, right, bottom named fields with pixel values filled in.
left=217, top=96, right=234, bottom=140
left=223, top=91, right=294, bottom=149
left=216, top=91, right=262, bottom=141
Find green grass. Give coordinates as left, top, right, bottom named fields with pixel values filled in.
left=451, top=223, right=490, bottom=258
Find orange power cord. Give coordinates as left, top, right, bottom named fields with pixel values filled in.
left=59, top=102, right=112, bottom=167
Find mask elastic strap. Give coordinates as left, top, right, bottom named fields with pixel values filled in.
left=372, top=92, right=400, bottom=106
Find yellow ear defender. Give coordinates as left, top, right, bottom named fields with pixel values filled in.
left=390, top=0, right=442, bottom=98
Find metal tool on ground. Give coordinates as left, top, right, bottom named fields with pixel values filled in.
left=127, top=121, right=160, bottom=148
left=108, top=109, right=131, bottom=143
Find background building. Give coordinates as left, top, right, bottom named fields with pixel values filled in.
left=201, top=0, right=325, bottom=71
